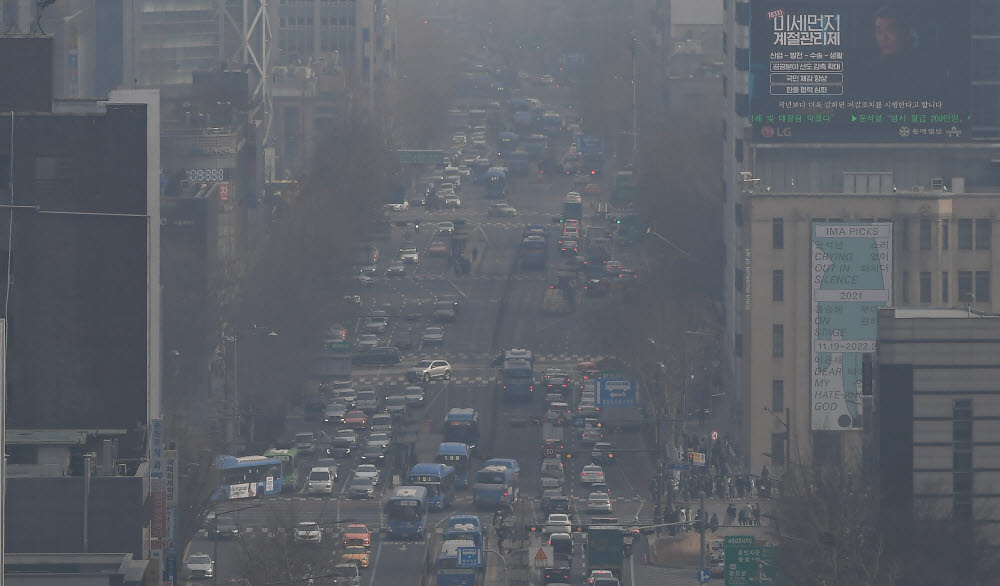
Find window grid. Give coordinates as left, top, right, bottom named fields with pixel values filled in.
left=942, top=219, right=950, bottom=250
left=920, top=272, right=931, bottom=303
left=772, top=380, right=784, bottom=411
left=920, top=219, right=932, bottom=250
left=976, top=219, right=991, bottom=250
left=773, top=218, right=784, bottom=249
left=772, top=324, right=784, bottom=357
left=942, top=271, right=949, bottom=304
left=772, top=270, right=784, bottom=302
left=958, top=219, right=973, bottom=250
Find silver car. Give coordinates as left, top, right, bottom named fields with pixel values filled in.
left=407, top=359, right=452, bottom=382
left=184, top=554, right=214, bottom=580
left=348, top=476, right=376, bottom=499
left=403, top=385, right=425, bottom=405
left=422, top=326, right=446, bottom=344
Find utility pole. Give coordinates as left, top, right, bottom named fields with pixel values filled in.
left=698, top=491, right=707, bottom=571
left=630, top=32, right=639, bottom=173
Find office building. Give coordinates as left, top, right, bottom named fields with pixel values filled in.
left=123, top=0, right=221, bottom=90
left=876, top=307, right=1000, bottom=546
left=721, top=0, right=1000, bottom=474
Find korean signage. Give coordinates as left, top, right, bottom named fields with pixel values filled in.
left=150, top=478, right=167, bottom=538
left=164, top=449, right=178, bottom=506
left=811, top=223, right=892, bottom=431
left=596, top=376, right=637, bottom=407
left=749, top=0, right=971, bottom=141
left=724, top=536, right=780, bottom=585
left=150, top=418, right=164, bottom=478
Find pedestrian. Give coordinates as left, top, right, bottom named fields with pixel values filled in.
left=738, top=509, right=746, bottom=526
left=472, top=248, right=478, bottom=263
left=726, top=503, right=736, bottom=526
left=754, top=505, right=761, bottom=526
left=710, top=513, right=719, bottom=532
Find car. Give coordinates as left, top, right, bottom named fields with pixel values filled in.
left=348, top=476, right=376, bottom=499
left=593, top=578, right=620, bottom=586
left=185, top=554, right=215, bottom=579
left=604, top=260, right=624, bottom=274
left=384, top=394, right=407, bottom=418
left=341, top=545, right=371, bottom=568
left=437, top=221, right=456, bottom=235
left=294, top=521, right=323, bottom=544
left=452, top=134, right=467, bottom=145
left=590, top=481, right=611, bottom=495
left=344, top=410, right=368, bottom=429
left=400, top=247, right=419, bottom=263
left=546, top=402, right=571, bottom=424
left=306, top=467, right=334, bottom=495
left=541, top=489, right=571, bottom=514
left=543, top=368, right=567, bottom=381
left=329, top=439, right=353, bottom=459
left=343, top=523, right=373, bottom=548
left=208, top=514, right=239, bottom=539
left=457, top=165, right=472, bottom=177
left=422, top=326, right=446, bottom=344
left=544, top=392, right=564, bottom=407
left=333, top=563, right=362, bottom=586
left=578, top=400, right=599, bottom=418
left=370, top=412, right=393, bottom=433
left=334, top=429, right=358, bottom=448
left=403, top=385, right=426, bottom=405
left=361, top=443, right=387, bottom=465
left=429, top=238, right=450, bottom=256
left=579, top=464, right=605, bottom=485
left=357, top=334, right=379, bottom=351
left=560, top=240, right=579, bottom=255
left=563, top=219, right=580, bottom=229
left=354, top=346, right=402, bottom=365
left=324, top=402, right=347, bottom=424
left=573, top=173, right=590, bottom=187
left=364, top=312, right=389, bottom=333
left=540, top=476, right=564, bottom=493
left=584, top=183, right=602, bottom=195
left=587, top=492, right=613, bottom=512
left=488, top=202, right=518, bottom=217
left=581, top=425, right=604, bottom=444
left=357, top=263, right=378, bottom=275
left=546, top=376, right=572, bottom=392
left=434, top=300, right=456, bottom=322
left=439, top=294, right=461, bottom=314
left=367, top=432, right=392, bottom=450
left=385, top=200, right=409, bottom=211
left=354, top=274, right=375, bottom=287
left=539, top=73, right=555, bottom=85
left=316, top=457, right=340, bottom=481
left=295, top=432, right=316, bottom=454
left=386, top=262, right=407, bottom=277
left=543, top=513, right=572, bottom=536
left=409, top=195, right=427, bottom=207
left=588, top=570, right=615, bottom=585
left=407, top=359, right=452, bottom=382
left=354, top=464, right=380, bottom=484
left=443, top=195, right=462, bottom=208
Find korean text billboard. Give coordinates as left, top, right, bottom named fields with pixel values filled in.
left=811, top=223, right=891, bottom=431
left=750, top=0, right=971, bottom=142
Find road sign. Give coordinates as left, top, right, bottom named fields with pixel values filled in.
left=396, top=149, right=445, bottom=165
left=530, top=546, right=553, bottom=568
left=576, top=135, right=604, bottom=154
left=457, top=547, right=480, bottom=569
left=724, top=536, right=757, bottom=586
left=543, top=445, right=556, bottom=458
left=324, top=340, right=352, bottom=352
left=596, top=376, right=636, bottom=407
left=711, top=430, right=719, bottom=441
left=689, top=452, right=706, bottom=466
left=668, top=463, right=692, bottom=472
left=698, top=568, right=712, bottom=583
left=573, top=416, right=585, bottom=427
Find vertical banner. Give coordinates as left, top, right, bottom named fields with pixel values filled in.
left=150, top=418, right=164, bottom=478
left=150, top=478, right=167, bottom=538
left=811, top=222, right=892, bottom=430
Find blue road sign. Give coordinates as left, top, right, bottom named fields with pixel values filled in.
left=576, top=135, right=604, bottom=155
left=573, top=416, right=585, bottom=428
left=596, top=377, right=636, bottom=407
left=668, top=463, right=692, bottom=472
left=457, top=547, right=480, bottom=569
left=698, top=568, right=711, bottom=583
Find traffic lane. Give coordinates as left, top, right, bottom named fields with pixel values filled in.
left=182, top=534, right=241, bottom=585
left=367, top=537, right=431, bottom=586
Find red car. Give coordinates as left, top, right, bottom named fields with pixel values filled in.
left=344, top=410, right=368, bottom=429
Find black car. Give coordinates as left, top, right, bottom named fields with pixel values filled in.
left=211, top=515, right=239, bottom=539
left=353, top=347, right=402, bottom=365
left=329, top=439, right=353, bottom=459
left=361, top=444, right=387, bottom=465
left=591, top=442, right=616, bottom=464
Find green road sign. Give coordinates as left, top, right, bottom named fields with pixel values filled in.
left=396, top=150, right=444, bottom=165
left=324, top=340, right=352, bottom=352
left=724, top=537, right=780, bottom=586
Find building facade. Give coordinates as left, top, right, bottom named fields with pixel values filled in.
left=721, top=0, right=1000, bottom=474
left=876, top=308, right=1000, bottom=546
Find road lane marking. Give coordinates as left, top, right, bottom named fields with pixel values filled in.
left=367, top=536, right=384, bottom=586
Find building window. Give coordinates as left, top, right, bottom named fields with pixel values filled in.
left=954, top=399, right=972, bottom=442
left=735, top=269, right=744, bottom=292
left=735, top=139, right=744, bottom=163
left=920, top=219, right=932, bottom=250
left=920, top=272, right=931, bottom=303
left=772, top=324, right=784, bottom=357
left=735, top=333, right=743, bottom=357
left=901, top=219, right=910, bottom=250
left=772, top=270, right=784, bottom=301
left=953, top=398, right=972, bottom=520
left=976, top=219, right=991, bottom=249
left=942, top=272, right=949, bottom=304
left=942, top=219, right=950, bottom=250
left=976, top=271, right=990, bottom=302
left=735, top=202, right=743, bottom=226
left=958, top=219, right=973, bottom=249
left=772, top=380, right=784, bottom=411
left=773, top=218, right=784, bottom=249
left=959, top=271, right=973, bottom=302
left=902, top=271, right=910, bottom=303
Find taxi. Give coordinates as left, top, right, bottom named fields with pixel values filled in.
left=341, top=545, right=371, bottom=568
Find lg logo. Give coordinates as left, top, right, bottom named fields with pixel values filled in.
left=761, top=126, right=792, bottom=138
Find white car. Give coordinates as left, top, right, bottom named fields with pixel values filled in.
left=357, top=334, right=379, bottom=351
left=354, top=274, right=375, bottom=287
left=407, top=359, right=452, bottom=382
left=185, top=554, right=214, bottom=579
left=354, top=464, right=381, bottom=485
left=386, top=262, right=407, bottom=276
left=400, top=247, right=419, bottom=263
left=579, top=465, right=605, bottom=485
left=587, top=492, right=613, bottom=512
left=306, top=467, right=334, bottom=495
left=443, top=195, right=462, bottom=208
left=294, top=521, right=323, bottom=544
left=438, top=222, right=455, bottom=235
left=452, top=134, right=467, bottom=145
left=543, top=513, right=573, bottom=536
left=422, top=326, right=446, bottom=344
left=367, top=432, right=392, bottom=450
left=385, top=201, right=409, bottom=211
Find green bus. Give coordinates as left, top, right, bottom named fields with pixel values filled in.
left=264, top=447, right=299, bottom=492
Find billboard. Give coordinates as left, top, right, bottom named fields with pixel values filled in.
left=750, top=0, right=971, bottom=142
left=811, top=223, right=891, bottom=431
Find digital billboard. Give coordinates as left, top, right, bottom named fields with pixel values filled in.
left=750, top=1, right=971, bottom=142
left=811, top=222, right=892, bottom=431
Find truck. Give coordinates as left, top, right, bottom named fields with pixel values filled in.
left=586, top=525, right=625, bottom=577
left=542, top=267, right=580, bottom=315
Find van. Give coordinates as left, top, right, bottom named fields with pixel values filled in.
left=332, top=387, right=357, bottom=408
left=355, top=389, right=378, bottom=413
left=540, top=458, right=565, bottom=481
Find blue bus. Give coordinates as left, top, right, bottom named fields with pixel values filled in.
left=497, top=131, right=519, bottom=157
left=212, top=455, right=283, bottom=501
left=443, top=408, right=480, bottom=450
left=501, top=357, right=534, bottom=400
left=408, top=463, right=457, bottom=511
left=436, top=442, right=473, bottom=488
left=436, top=539, right=481, bottom=586
left=485, top=167, right=509, bottom=199
left=384, top=486, right=429, bottom=540
left=473, top=464, right=519, bottom=509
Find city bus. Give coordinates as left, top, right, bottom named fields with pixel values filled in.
left=212, top=455, right=283, bottom=501
left=473, top=464, right=519, bottom=510
left=408, top=463, right=457, bottom=511
left=562, top=192, right=583, bottom=222
left=436, top=539, right=481, bottom=586
left=384, top=486, right=429, bottom=540
left=436, top=442, right=473, bottom=488
left=263, top=447, right=299, bottom=492
left=443, top=408, right=480, bottom=452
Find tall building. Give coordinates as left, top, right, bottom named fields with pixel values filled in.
left=123, top=0, right=222, bottom=90
left=721, top=0, right=1000, bottom=474
left=0, top=33, right=163, bottom=568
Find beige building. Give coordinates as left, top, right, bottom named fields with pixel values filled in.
left=741, top=171, right=1000, bottom=475
left=876, top=308, right=1000, bottom=545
